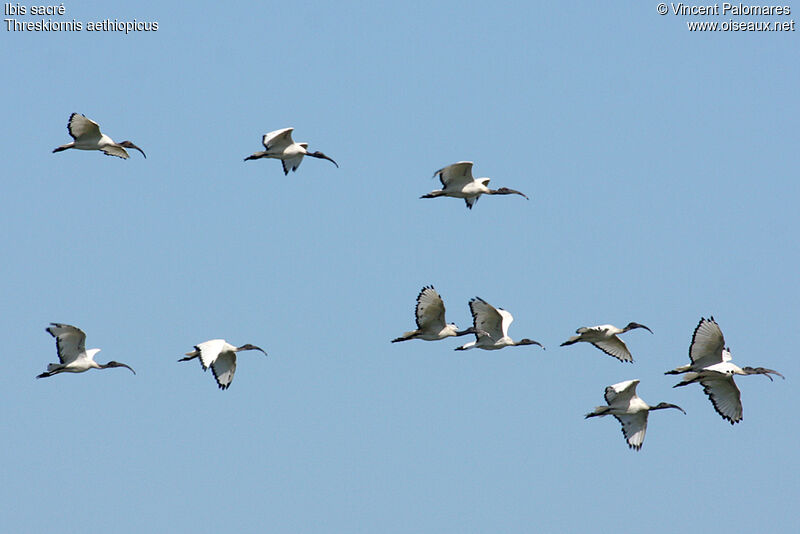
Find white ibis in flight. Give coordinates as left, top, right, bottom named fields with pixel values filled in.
left=244, top=127, right=337, bottom=175
left=455, top=297, right=543, bottom=351
left=37, top=323, right=135, bottom=378
left=585, top=379, right=685, bottom=450
left=421, top=161, right=528, bottom=209
left=179, top=339, right=268, bottom=390
left=666, top=316, right=784, bottom=424
left=52, top=113, right=146, bottom=159
left=391, top=285, right=473, bottom=342
left=561, top=322, right=653, bottom=363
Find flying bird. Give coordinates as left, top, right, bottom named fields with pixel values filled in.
left=666, top=317, right=784, bottom=424
left=455, top=297, right=543, bottom=351
left=560, top=322, right=652, bottom=363
left=421, top=161, right=528, bottom=209
left=179, top=339, right=268, bottom=390
left=52, top=113, right=146, bottom=159
left=585, top=379, right=685, bottom=450
left=244, top=127, right=338, bottom=175
left=37, top=323, right=135, bottom=378
left=391, top=286, right=473, bottom=343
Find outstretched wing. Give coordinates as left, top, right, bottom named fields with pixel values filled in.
left=700, top=375, right=742, bottom=424
left=415, top=286, right=447, bottom=331
left=689, top=317, right=725, bottom=365
left=262, top=128, right=294, bottom=150
left=194, top=339, right=227, bottom=370
left=434, top=161, right=474, bottom=189
left=496, top=309, right=515, bottom=339
left=604, top=379, right=639, bottom=405
left=281, top=155, right=304, bottom=175
left=101, top=145, right=130, bottom=159
left=614, top=412, right=648, bottom=450
left=592, top=337, right=633, bottom=363
left=210, top=352, right=237, bottom=390
left=469, top=297, right=504, bottom=340
left=46, top=323, right=87, bottom=365
left=67, top=113, right=102, bottom=142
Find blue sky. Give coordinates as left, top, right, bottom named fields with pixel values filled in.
left=2, top=1, right=798, bottom=532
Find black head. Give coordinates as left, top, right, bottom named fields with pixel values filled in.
left=624, top=322, right=653, bottom=334
left=455, top=326, right=476, bottom=337
left=307, top=151, right=338, bottom=168
left=119, top=140, right=147, bottom=158
left=651, top=402, right=686, bottom=414
left=741, top=366, right=784, bottom=381
left=237, top=344, right=268, bottom=356
left=491, top=187, right=528, bottom=199
left=104, top=361, right=136, bottom=374
left=518, top=338, right=544, bottom=349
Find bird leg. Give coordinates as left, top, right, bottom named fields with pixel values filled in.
left=584, top=406, right=611, bottom=418
left=244, top=151, right=268, bottom=161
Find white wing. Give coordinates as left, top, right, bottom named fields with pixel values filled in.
left=281, top=155, right=304, bottom=175
left=700, top=375, right=743, bottom=424
left=604, top=379, right=639, bottom=405
left=592, top=337, right=633, bottom=363
left=574, top=326, right=593, bottom=336
left=262, top=128, right=294, bottom=151
left=415, top=286, right=446, bottom=332
left=46, top=323, right=87, bottom=365
left=67, top=113, right=102, bottom=141
left=689, top=317, right=725, bottom=365
left=101, top=145, right=130, bottom=159
left=469, top=297, right=504, bottom=340
left=614, top=412, right=648, bottom=450
left=194, top=339, right=227, bottom=370
left=497, top=309, right=514, bottom=339
left=210, top=352, right=237, bottom=390
left=434, top=161, right=474, bottom=189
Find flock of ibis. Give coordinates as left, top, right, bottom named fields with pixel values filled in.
left=43, top=113, right=784, bottom=451
left=390, top=290, right=783, bottom=449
